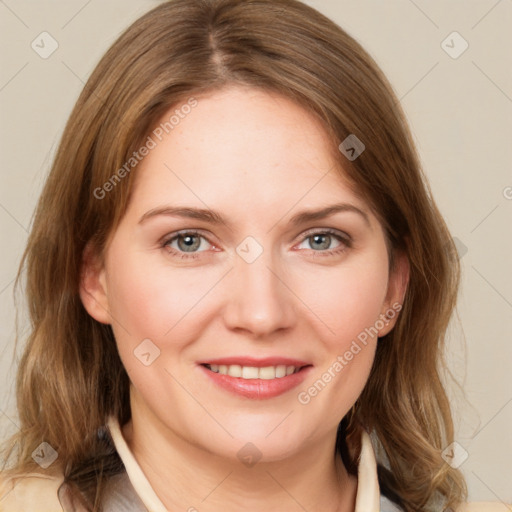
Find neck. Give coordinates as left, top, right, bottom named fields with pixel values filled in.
left=122, top=398, right=358, bottom=512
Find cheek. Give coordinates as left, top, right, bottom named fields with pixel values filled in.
left=105, top=247, right=210, bottom=339
left=297, top=254, right=389, bottom=347
left=294, top=253, right=389, bottom=412
left=103, top=249, right=208, bottom=393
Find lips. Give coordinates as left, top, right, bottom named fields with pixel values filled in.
left=197, top=356, right=313, bottom=399
left=198, top=356, right=311, bottom=368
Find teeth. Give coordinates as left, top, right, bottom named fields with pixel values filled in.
left=285, top=365, right=296, bottom=376
left=276, top=366, right=286, bottom=378
left=227, top=364, right=242, bottom=377
left=242, top=366, right=259, bottom=379
left=205, top=364, right=300, bottom=379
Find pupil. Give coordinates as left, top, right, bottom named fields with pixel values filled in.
left=312, top=234, right=330, bottom=250
left=179, top=235, right=200, bottom=252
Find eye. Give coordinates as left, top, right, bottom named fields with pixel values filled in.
left=295, top=229, right=351, bottom=257
left=161, top=230, right=214, bottom=259
left=161, top=228, right=352, bottom=260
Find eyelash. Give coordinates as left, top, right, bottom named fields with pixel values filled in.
left=160, top=228, right=352, bottom=260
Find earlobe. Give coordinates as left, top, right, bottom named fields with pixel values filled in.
left=79, top=242, right=112, bottom=325
left=378, top=250, right=410, bottom=337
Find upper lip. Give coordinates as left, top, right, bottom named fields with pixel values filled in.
left=199, top=356, right=312, bottom=368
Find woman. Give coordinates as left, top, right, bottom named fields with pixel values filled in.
left=0, top=0, right=505, bottom=510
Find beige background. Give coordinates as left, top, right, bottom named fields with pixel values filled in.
left=0, top=0, right=511, bottom=504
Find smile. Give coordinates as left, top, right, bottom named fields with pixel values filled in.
left=199, top=363, right=313, bottom=399
left=203, top=363, right=301, bottom=379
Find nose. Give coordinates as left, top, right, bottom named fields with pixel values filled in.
left=222, top=244, right=297, bottom=338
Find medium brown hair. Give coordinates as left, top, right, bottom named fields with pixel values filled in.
left=1, top=0, right=467, bottom=510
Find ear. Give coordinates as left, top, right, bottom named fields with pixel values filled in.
left=377, top=250, right=409, bottom=337
left=79, top=241, right=111, bottom=324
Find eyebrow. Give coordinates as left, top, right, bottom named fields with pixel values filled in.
left=138, top=202, right=371, bottom=229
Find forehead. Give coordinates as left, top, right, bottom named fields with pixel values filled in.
left=128, top=85, right=366, bottom=217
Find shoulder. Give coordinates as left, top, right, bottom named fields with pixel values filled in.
left=457, top=503, right=512, bottom=512
left=0, top=471, right=65, bottom=511
left=380, top=496, right=510, bottom=512
left=380, top=495, right=403, bottom=511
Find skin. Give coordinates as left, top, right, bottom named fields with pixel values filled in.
left=80, top=84, right=409, bottom=512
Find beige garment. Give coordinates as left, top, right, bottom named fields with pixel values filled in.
left=0, top=416, right=508, bottom=511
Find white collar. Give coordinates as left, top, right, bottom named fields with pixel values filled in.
left=107, top=415, right=382, bottom=511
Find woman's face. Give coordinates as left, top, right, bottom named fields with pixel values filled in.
left=81, top=85, right=406, bottom=462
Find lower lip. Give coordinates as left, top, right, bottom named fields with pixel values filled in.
left=199, top=364, right=313, bottom=399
